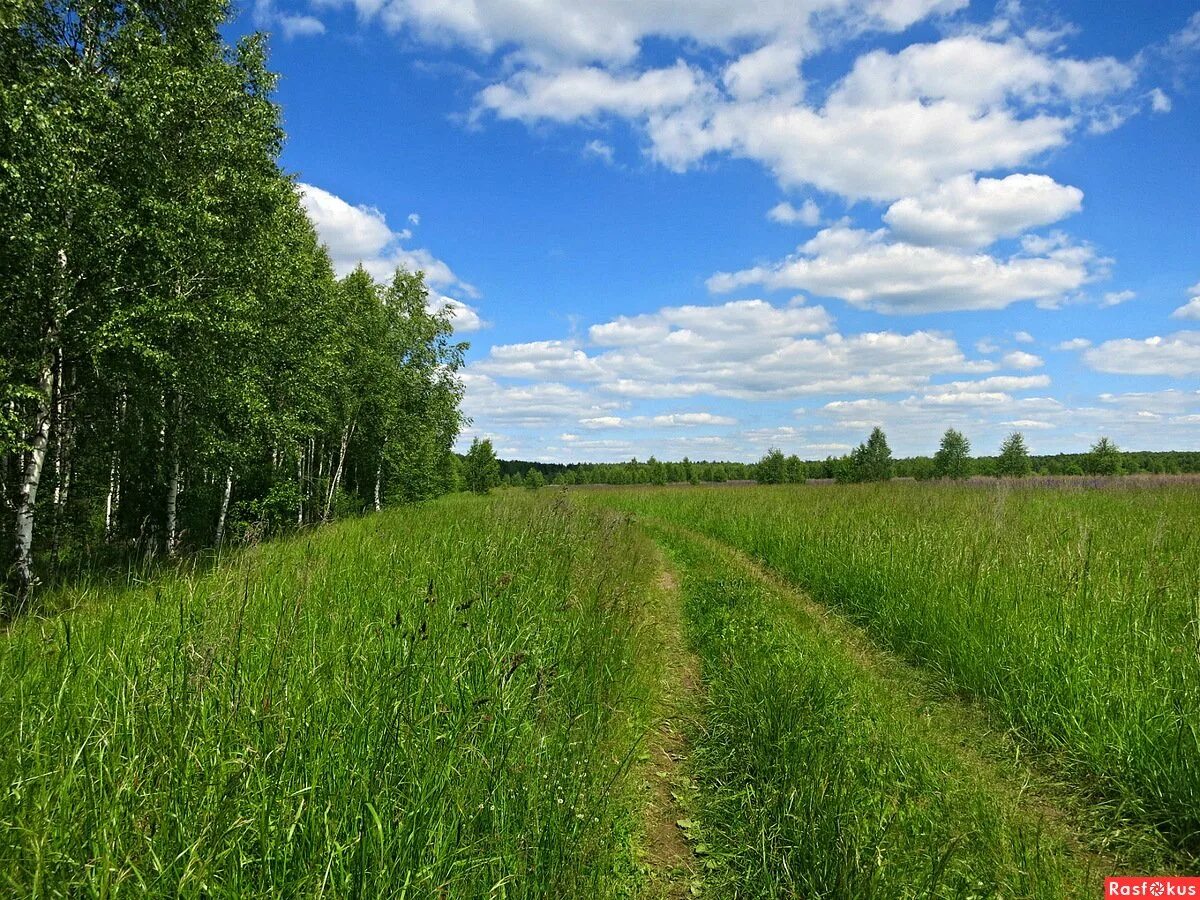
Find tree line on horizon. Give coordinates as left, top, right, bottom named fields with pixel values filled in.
left=459, top=433, right=1200, bottom=494
left=1, top=0, right=466, bottom=612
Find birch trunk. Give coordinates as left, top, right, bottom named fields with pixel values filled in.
left=164, top=397, right=182, bottom=558
left=104, top=451, right=119, bottom=537
left=323, top=420, right=354, bottom=522
left=165, top=448, right=180, bottom=558
left=374, top=462, right=382, bottom=512
left=296, top=449, right=304, bottom=526
left=12, top=334, right=57, bottom=606
left=215, top=465, right=233, bottom=548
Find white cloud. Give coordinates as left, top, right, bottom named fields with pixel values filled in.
left=1149, top=88, right=1172, bottom=113
left=253, top=0, right=326, bottom=38
left=1101, top=289, right=1136, bottom=307
left=768, top=199, right=821, bottom=226
left=459, top=373, right=619, bottom=425
left=428, top=296, right=487, bottom=332
left=1171, top=282, right=1200, bottom=320
left=367, top=0, right=967, bottom=65
left=472, top=296, right=992, bottom=401
left=1083, top=332, right=1200, bottom=377
left=829, top=35, right=1134, bottom=111
left=477, top=63, right=707, bottom=123
left=297, top=183, right=479, bottom=297
left=1056, top=338, right=1091, bottom=350
left=1002, top=350, right=1043, bottom=369
left=588, top=298, right=833, bottom=347
left=583, top=139, right=616, bottom=164
left=940, top=375, right=1050, bottom=391
left=457, top=17, right=1141, bottom=205
left=708, top=224, right=1100, bottom=314
left=580, top=412, right=738, bottom=429
left=723, top=41, right=806, bottom=100
left=1014, top=330, right=1035, bottom=343
left=883, top=174, right=1082, bottom=248
left=1172, top=299, right=1200, bottom=321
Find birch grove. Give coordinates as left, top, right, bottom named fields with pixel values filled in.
left=0, top=0, right=467, bottom=613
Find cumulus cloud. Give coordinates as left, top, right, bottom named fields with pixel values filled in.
left=477, top=62, right=707, bottom=123
left=253, top=0, right=325, bottom=38
left=1148, top=88, right=1172, bottom=112
left=428, top=296, right=487, bottom=332
left=1002, top=350, right=1044, bottom=370
left=583, top=139, right=616, bottom=164
left=1171, top=282, right=1200, bottom=320
left=474, top=296, right=992, bottom=401
left=708, top=224, right=1099, bottom=314
left=1056, top=338, right=1092, bottom=350
left=1082, top=332, right=1200, bottom=378
left=459, top=373, right=619, bottom=425
left=768, top=199, right=822, bottom=226
left=456, top=11, right=1141, bottom=204
left=297, top=183, right=479, bottom=298
left=1101, top=289, right=1136, bottom=307
left=366, top=0, right=967, bottom=66
left=883, top=174, right=1083, bottom=248
left=580, top=412, right=738, bottom=429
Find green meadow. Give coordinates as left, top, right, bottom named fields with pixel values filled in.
left=3, top=481, right=1198, bottom=896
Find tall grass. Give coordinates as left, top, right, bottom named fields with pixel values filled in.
left=0, top=495, right=658, bottom=897
left=602, top=482, right=1200, bottom=863
left=653, top=524, right=1088, bottom=898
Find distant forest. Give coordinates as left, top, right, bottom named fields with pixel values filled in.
left=496, top=448, right=1200, bottom=488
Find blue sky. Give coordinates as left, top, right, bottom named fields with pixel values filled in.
left=232, top=0, right=1200, bottom=462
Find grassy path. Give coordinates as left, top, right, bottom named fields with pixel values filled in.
left=640, top=518, right=1122, bottom=898
left=635, top=561, right=704, bottom=899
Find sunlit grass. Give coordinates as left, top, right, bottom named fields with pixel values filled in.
left=599, top=482, right=1200, bottom=865
left=652, top=523, right=1090, bottom=898
left=0, top=495, right=658, bottom=897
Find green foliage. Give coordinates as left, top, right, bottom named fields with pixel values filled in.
left=932, top=428, right=972, bottom=479
left=1085, top=436, right=1122, bottom=476
left=523, top=468, right=546, bottom=490
left=755, top=448, right=787, bottom=484
left=755, top=449, right=807, bottom=485
left=996, top=431, right=1033, bottom=477
left=0, top=0, right=466, bottom=603
left=464, top=438, right=501, bottom=495
left=839, top=427, right=893, bottom=483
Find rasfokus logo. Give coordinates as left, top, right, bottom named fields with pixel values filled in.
left=1107, top=878, right=1200, bottom=897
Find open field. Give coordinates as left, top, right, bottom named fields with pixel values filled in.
left=599, top=481, right=1200, bottom=872
left=3, top=481, right=1199, bottom=896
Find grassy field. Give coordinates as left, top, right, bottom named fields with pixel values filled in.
left=4, top=480, right=1198, bottom=897
left=0, top=496, right=662, bottom=897
left=598, top=481, right=1200, bottom=870
left=650, top=522, right=1094, bottom=898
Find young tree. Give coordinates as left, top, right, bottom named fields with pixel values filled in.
left=755, top=448, right=787, bottom=484
left=996, top=432, right=1033, bottom=477
left=933, top=429, right=972, bottom=479
left=463, top=438, right=500, bottom=495
left=1085, top=437, right=1122, bottom=476
left=523, top=468, right=546, bottom=490
left=848, top=427, right=893, bottom=482
left=784, top=454, right=807, bottom=484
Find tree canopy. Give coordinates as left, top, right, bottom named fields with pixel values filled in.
left=1, top=0, right=466, bottom=610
